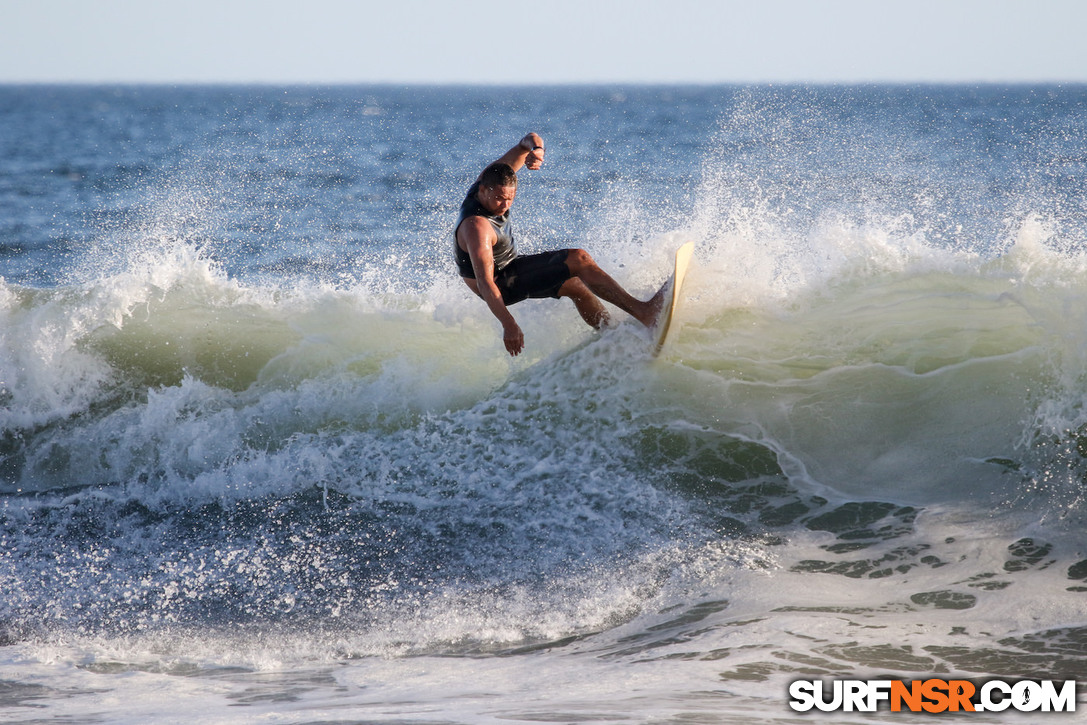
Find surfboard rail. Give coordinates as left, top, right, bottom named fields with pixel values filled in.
left=652, top=241, right=694, bottom=357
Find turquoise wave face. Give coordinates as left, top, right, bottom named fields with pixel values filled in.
left=6, top=218, right=1084, bottom=504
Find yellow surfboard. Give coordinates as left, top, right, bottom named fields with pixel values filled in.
left=652, top=241, right=694, bottom=357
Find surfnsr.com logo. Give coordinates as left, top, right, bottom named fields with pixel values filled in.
left=788, top=679, right=1077, bottom=713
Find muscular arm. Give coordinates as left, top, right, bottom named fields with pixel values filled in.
left=458, top=216, right=524, bottom=356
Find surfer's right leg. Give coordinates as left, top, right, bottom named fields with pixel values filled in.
left=557, top=278, right=610, bottom=329
left=563, top=248, right=663, bottom=327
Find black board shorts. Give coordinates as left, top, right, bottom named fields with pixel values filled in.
left=492, top=250, right=572, bottom=306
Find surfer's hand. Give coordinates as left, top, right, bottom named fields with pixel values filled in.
left=525, top=146, right=544, bottom=170
left=503, top=321, right=524, bottom=357
left=520, top=133, right=544, bottom=170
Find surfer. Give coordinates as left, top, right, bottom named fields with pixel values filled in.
left=455, top=132, right=664, bottom=356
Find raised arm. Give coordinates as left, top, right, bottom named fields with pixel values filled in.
left=481, top=132, right=546, bottom=178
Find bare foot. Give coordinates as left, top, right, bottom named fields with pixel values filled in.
left=639, top=282, right=669, bottom=328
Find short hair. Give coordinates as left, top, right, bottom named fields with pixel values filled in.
left=479, top=162, right=518, bottom=190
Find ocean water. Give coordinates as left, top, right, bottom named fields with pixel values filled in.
left=2, top=84, right=1087, bottom=723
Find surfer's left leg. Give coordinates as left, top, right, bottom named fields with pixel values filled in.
left=563, top=248, right=663, bottom=327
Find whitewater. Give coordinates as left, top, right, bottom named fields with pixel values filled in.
left=2, top=84, right=1087, bottom=723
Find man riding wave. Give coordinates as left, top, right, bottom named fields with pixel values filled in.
left=455, top=132, right=663, bottom=356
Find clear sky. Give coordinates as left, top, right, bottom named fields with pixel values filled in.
left=3, top=0, right=1085, bottom=85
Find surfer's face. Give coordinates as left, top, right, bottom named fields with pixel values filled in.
left=478, top=184, right=516, bottom=216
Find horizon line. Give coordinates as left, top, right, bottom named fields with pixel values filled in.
left=2, top=78, right=1086, bottom=88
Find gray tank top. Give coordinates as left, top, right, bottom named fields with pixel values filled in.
left=454, top=182, right=517, bottom=278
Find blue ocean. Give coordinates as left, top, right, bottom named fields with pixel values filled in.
left=2, top=84, right=1087, bottom=723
